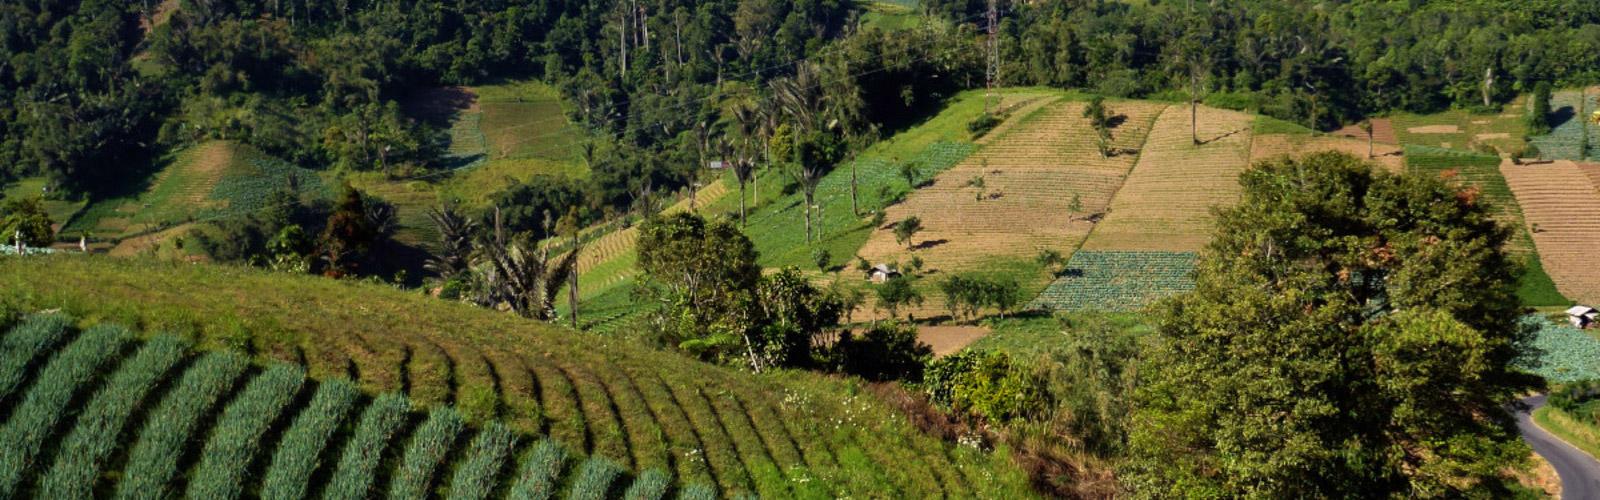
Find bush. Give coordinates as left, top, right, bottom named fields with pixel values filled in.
left=1528, top=82, right=1554, bottom=136
left=829, top=321, right=932, bottom=382
left=623, top=468, right=672, bottom=500
left=324, top=393, right=412, bottom=499
left=569, top=456, right=626, bottom=500
left=0, top=323, right=132, bottom=497
left=185, top=364, right=307, bottom=500
left=446, top=422, right=518, bottom=500
left=1203, top=91, right=1263, bottom=112
left=922, top=350, right=1045, bottom=423
left=388, top=407, right=467, bottom=499
left=117, top=351, right=251, bottom=499
left=967, top=112, right=1002, bottom=139
left=0, top=313, right=71, bottom=407
left=41, top=335, right=189, bottom=499
left=508, top=439, right=568, bottom=500
left=260, top=379, right=362, bottom=500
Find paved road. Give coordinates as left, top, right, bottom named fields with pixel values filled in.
left=1519, top=395, right=1600, bottom=499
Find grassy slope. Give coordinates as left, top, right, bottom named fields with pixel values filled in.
left=1532, top=407, right=1600, bottom=464
left=0, top=255, right=1034, bottom=498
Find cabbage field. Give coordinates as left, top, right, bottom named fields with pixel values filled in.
left=1520, top=315, right=1600, bottom=382
left=1028, top=251, right=1197, bottom=311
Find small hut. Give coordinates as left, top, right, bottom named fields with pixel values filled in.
left=866, top=264, right=902, bottom=284
left=1567, top=305, right=1600, bottom=329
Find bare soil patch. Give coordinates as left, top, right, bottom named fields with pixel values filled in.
left=1407, top=124, right=1461, bottom=134
left=918, top=325, right=991, bottom=357
left=1251, top=134, right=1404, bottom=172
left=1331, top=118, right=1398, bottom=144
left=1475, top=132, right=1511, bottom=141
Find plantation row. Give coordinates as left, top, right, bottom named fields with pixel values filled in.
left=1, top=257, right=1032, bottom=498
left=1028, top=251, right=1198, bottom=311
left=0, top=313, right=713, bottom=499
left=1501, top=160, right=1600, bottom=305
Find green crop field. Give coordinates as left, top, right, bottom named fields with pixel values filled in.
left=1391, top=100, right=1526, bottom=154
left=1518, top=315, right=1600, bottom=382
left=1529, top=89, right=1600, bottom=161
left=0, top=255, right=1034, bottom=498
left=1028, top=251, right=1197, bottom=312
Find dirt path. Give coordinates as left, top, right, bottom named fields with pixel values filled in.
left=1501, top=160, right=1600, bottom=304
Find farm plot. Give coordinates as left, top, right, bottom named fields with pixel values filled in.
left=1518, top=315, right=1600, bottom=382
left=1529, top=89, right=1600, bottom=161
left=1080, top=105, right=1252, bottom=252
left=1, top=256, right=1032, bottom=498
left=1394, top=100, right=1527, bottom=154
left=1250, top=133, right=1404, bottom=172
left=1331, top=117, right=1398, bottom=145
left=1028, top=251, right=1196, bottom=312
left=1501, top=160, right=1600, bottom=305
left=859, top=98, right=1169, bottom=274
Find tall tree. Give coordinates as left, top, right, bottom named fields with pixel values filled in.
left=1125, top=152, right=1535, bottom=497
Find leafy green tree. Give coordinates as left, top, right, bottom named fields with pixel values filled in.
left=1125, top=152, right=1534, bottom=497
left=922, top=350, right=1044, bottom=422
left=893, top=216, right=923, bottom=250
left=1528, top=82, right=1553, bottom=136
left=636, top=212, right=762, bottom=364
left=811, top=248, right=831, bottom=273
left=0, top=198, right=54, bottom=248
left=754, top=267, right=844, bottom=370
left=828, top=321, right=932, bottom=382
left=874, top=275, right=923, bottom=320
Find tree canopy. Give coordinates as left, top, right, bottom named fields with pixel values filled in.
left=1125, top=152, right=1536, bottom=497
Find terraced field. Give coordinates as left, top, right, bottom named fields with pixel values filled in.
left=859, top=98, right=1168, bottom=274
left=1404, top=146, right=1536, bottom=254
left=1501, top=160, right=1600, bottom=305
left=1081, top=105, right=1252, bottom=252
left=1028, top=251, right=1197, bottom=311
left=0, top=256, right=1032, bottom=498
left=0, top=314, right=696, bottom=499
left=1250, top=133, right=1404, bottom=172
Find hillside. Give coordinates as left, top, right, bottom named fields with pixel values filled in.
left=0, top=255, right=1033, bottom=498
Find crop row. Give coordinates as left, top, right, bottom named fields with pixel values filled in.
left=1029, top=251, right=1199, bottom=311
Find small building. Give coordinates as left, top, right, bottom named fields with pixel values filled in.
left=707, top=160, right=727, bottom=170
left=1568, top=305, right=1600, bottom=329
left=866, top=264, right=901, bottom=284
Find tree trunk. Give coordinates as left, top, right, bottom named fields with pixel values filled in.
left=804, top=190, right=814, bottom=243
left=1368, top=127, right=1374, bottom=159
left=618, top=6, right=628, bottom=77
left=850, top=162, right=859, bottom=216
left=1191, top=70, right=1200, bottom=145
left=569, top=232, right=579, bottom=330
left=1481, top=67, right=1494, bottom=108
left=739, top=176, right=747, bottom=226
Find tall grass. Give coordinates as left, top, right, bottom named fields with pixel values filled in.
left=259, top=379, right=361, bottom=500
left=570, top=456, right=626, bottom=500
left=676, top=483, right=718, bottom=500
left=184, top=364, right=307, bottom=499
left=623, top=468, right=672, bottom=500
left=388, top=407, right=466, bottom=499
left=117, top=351, right=251, bottom=499
left=324, top=393, right=411, bottom=498
left=508, top=439, right=568, bottom=500
left=0, top=323, right=131, bottom=496
left=446, top=422, right=517, bottom=500
left=0, top=313, right=71, bottom=408
left=39, top=335, right=189, bottom=498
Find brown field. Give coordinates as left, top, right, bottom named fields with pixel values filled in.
left=1580, top=162, right=1600, bottom=188
left=858, top=99, right=1169, bottom=273
left=1501, top=160, right=1600, bottom=304
left=1250, top=134, right=1405, bottom=172
left=1331, top=117, right=1398, bottom=145
left=1079, top=105, right=1253, bottom=252
left=1408, top=124, right=1461, bottom=134
left=916, top=325, right=990, bottom=356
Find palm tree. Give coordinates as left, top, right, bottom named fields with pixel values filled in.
left=424, top=204, right=477, bottom=280
left=469, top=207, right=578, bottom=320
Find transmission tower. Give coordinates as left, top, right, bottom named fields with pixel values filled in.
left=985, top=0, right=1000, bottom=113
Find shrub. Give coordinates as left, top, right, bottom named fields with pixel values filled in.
left=676, top=483, right=718, bottom=500
left=388, top=407, right=467, bottom=499
left=829, top=321, right=932, bottom=382
left=569, top=456, right=626, bottom=500
left=508, top=439, right=568, bottom=500
left=324, top=393, right=412, bottom=499
left=922, top=350, right=1045, bottom=423
left=260, top=379, right=361, bottom=500
left=623, top=468, right=672, bottom=500
left=185, top=364, right=307, bottom=500
left=0, top=313, right=71, bottom=407
left=446, top=422, right=518, bottom=500
left=0, top=323, right=131, bottom=496
left=967, top=112, right=1002, bottom=139
left=1528, top=82, right=1553, bottom=136
left=117, top=351, right=251, bottom=499
left=40, top=335, right=189, bottom=499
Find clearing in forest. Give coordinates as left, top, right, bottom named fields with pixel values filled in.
left=858, top=98, right=1168, bottom=274
left=1501, top=160, right=1600, bottom=305
left=1080, top=104, right=1252, bottom=252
